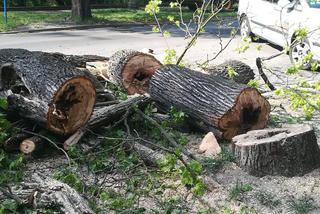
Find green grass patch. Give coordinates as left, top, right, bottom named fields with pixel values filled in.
left=0, top=11, right=69, bottom=32
left=0, top=8, right=236, bottom=32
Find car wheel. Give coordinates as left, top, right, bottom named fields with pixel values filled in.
left=240, top=16, right=252, bottom=40
left=289, top=40, right=312, bottom=70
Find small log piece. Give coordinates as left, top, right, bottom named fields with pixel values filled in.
left=104, top=49, right=162, bottom=94
left=150, top=65, right=270, bottom=140
left=3, top=133, right=31, bottom=152
left=206, top=60, right=255, bottom=84
left=20, top=136, right=44, bottom=155
left=0, top=49, right=96, bottom=135
left=233, top=124, right=320, bottom=177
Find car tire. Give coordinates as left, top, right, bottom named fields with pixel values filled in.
left=289, top=39, right=312, bottom=70
left=240, top=16, right=253, bottom=40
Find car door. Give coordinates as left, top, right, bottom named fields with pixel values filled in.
left=247, top=0, right=280, bottom=42
left=272, top=0, right=302, bottom=47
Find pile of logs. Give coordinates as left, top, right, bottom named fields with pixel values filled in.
left=0, top=48, right=318, bottom=175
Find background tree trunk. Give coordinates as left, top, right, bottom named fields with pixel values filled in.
left=128, top=0, right=139, bottom=9
left=71, top=0, right=92, bottom=21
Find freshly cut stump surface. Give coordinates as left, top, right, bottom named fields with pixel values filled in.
left=150, top=65, right=270, bottom=140
left=233, top=124, right=320, bottom=177
left=0, top=49, right=96, bottom=135
left=105, top=49, right=162, bottom=94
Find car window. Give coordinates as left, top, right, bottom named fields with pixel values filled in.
left=307, top=0, right=320, bottom=8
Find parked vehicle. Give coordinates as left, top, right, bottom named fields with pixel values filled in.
left=238, top=0, right=320, bottom=69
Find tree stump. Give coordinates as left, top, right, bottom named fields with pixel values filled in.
left=149, top=65, right=270, bottom=140
left=206, top=60, right=255, bottom=84
left=0, top=49, right=96, bottom=135
left=233, top=124, right=320, bottom=177
left=104, top=49, right=162, bottom=95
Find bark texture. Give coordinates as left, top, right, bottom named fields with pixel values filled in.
left=71, top=0, right=92, bottom=21
left=105, top=49, right=162, bottom=94
left=0, top=49, right=96, bottom=135
left=206, top=60, right=255, bottom=84
left=150, top=65, right=270, bottom=140
left=0, top=173, right=94, bottom=214
left=233, top=124, right=320, bottom=177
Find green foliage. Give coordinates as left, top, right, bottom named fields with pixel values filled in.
left=294, top=28, right=309, bottom=41
left=247, top=79, right=259, bottom=89
left=164, top=49, right=177, bottom=64
left=169, top=106, right=188, bottom=124
left=288, top=196, right=315, bottom=214
left=229, top=181, right=253, bottom=201
left=201, top=149, right=234, bottom=172
left=53, top=168, right=84, bottom=192
left=0, top=199, right=18, bottom=214
left=0, top=98, right=25, bottom=185
left=107, top=83, right=128, bottom=100
left=256, top=191, right=281, bottom=208
left=100, top=190, right=136, bottom=211
left=227, top=66, right=238, bottom=79
left=145, top=0, right=162, bottom=15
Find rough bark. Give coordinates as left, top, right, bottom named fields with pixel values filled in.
left=206, top=60, right=255, bottom=84
left=71, top=0, right=92, bottom=21
left=104, top=49, right=162, bottom=95
left=233, top=124, right=320, bottom=177
left=0, top=173, right=94, bottom=214
left=0, top=49, right=96, bottom=135
left=150, top=65, right=271, bottom=140
left=51, top=52, right=109, bottom=68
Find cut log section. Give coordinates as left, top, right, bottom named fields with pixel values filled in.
left=104, top=49, right=162, bottom=94
left=149, top=65, right=270, bottom=140
left=206, top=60, right=255, bottom=84
left=0, top=49, right=96, bottom=135
left=233, top=124, right=320, bottom=177
left=20, top=136, right=44, bottom=155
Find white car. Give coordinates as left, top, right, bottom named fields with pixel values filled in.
left=238, top=0, right=320, bottom=69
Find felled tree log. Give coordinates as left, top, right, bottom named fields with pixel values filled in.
left=0, top=49, right=96, bottom=135
left=233, top=124, right=320, bottom=177
left=104, top=49, right=162, bottom=94
left=206, top=60, right=255, bottom=84
left=53, top=53, right=109, bottom=68
left=149, top=65, right=270, bottom=140
left=0, top=173, right=94, bottom=214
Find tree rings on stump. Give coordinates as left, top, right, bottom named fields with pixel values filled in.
left=233, top=124, right=320, bottom=177
left=105, top=49, right=162, bottom=94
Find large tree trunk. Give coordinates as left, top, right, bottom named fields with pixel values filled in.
left=104, top=49, right=162, bottom=95
left=233, top=124, right=320, bottom=177
left=206, top=60, right=255, bottom=84
left=0, top=49, right=96, bottom=135
left=149, top=65, right=270, bottom=140
left=71, top=0, right=92, bottom=21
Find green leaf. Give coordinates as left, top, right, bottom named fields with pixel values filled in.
left=0, top=99, right=8, bottom=110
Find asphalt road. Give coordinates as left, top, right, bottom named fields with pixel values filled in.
left=0, top=20, right=318, bottom=85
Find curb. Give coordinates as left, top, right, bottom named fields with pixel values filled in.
left=0, top=22, right=150, bottom=34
